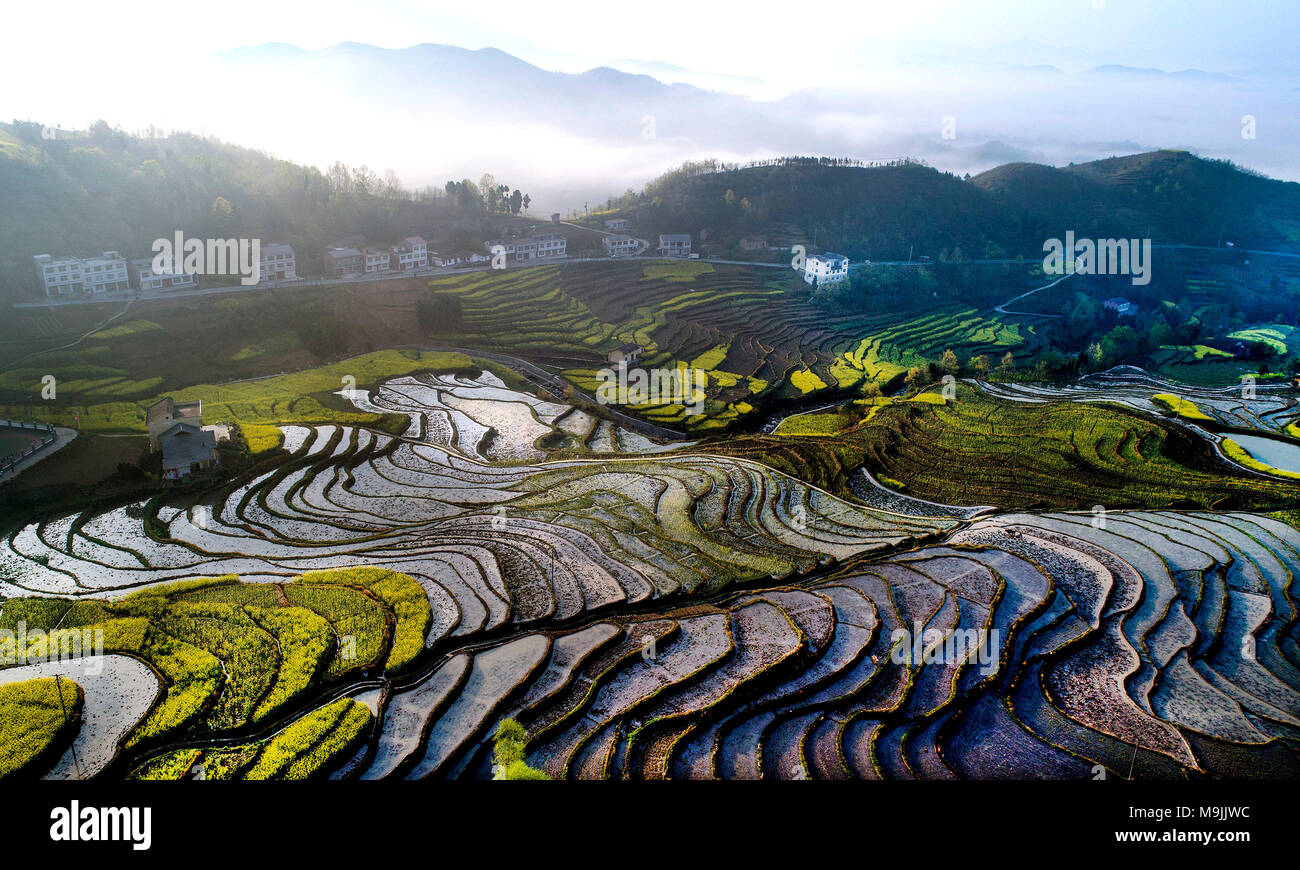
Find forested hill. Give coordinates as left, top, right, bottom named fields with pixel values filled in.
left=0, top=121, right=531, bottom=301
left=591, top=151, right=1300, bottom=261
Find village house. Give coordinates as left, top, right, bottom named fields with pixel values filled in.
left=485, top=233, right=567, bottom=262
left=738, top=236, right=768, bottom=251
left=364, top=248, right=391, bottom=273
left=1103, top=297, right=1137, bottom=316
left=33, top=251, right=130, bottom=296
left=607, top=343, right=643, bottom=366
left=604, top=218, right=632, bottom=231
left=158, top=423, right=218, bottom=480
left=130, top=257, right=197, bottom=292
left=533, top=233, right=567, bottom=259
left=322, top=246, right=363, bottom=277
left=602, top=234, right=640, bottom=257
left=803, top=252, right=849, bottom=286
left=146, top=397, right=203, bottom=450
left=257, top=243, right=296, bottom=283
left=658, top=234, right=692, bottom=258
left=390, top=237, right=428, bottom=271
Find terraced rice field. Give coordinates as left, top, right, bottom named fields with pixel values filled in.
left=3, top=363, right=1297, bottom=780
left=328, top=510, right=1300, bottom=779
left=419, top=262, right=1044, bottom=428
left=981, top=365, right=1299, bottom=437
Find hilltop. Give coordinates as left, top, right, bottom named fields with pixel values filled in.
left=585, top=151, right=1300, bottom=260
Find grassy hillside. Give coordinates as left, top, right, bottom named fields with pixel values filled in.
left=581, top=151, right=1300, bottom=261
left=0, top=121, right=539, bottom=302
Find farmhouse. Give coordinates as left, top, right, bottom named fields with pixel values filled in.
left=146, top=397, right=202, bottom=450
left=33, top=252, right=130, bottom=296
left=603, top=234, right=640, bottom=257
left=257, top=243, right=296, bottom=283
left=323, top=246, right=363, bottom=277
left=158, top=423, right=217, bottom=480
left=604, top=218, right=632, bottom=231
left=739, top=236, right=768, bottom=251
left=658, top=234, right=692, bottom=258
left=486, top=233, right=567, bottom=262
left=364, top=248, right=391, bottom=273
left=390, top=237, right=428, bottom=271
left=129, top=257, right=196, bottom=292
left=533, top=233, right=567, bottom=259
left=607, top=343, right=643, bottom=366
left=803, top=252, right=849, bottom=286
left=1103, top=297, right=1137, bottom=316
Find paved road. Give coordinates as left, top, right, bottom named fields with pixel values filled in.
left=994, top=271, right=1077, bottom=317
left=0, top=425, right=78, bottom=484
left=17, top=242, right=1294, bottom=311
left=12, top=255, right=778, bottom=310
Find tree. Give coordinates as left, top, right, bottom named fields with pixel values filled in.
left=510, top=189, right=523, bottom=216
left=939, top=349, right=960, bottom=375
left=970, top=354, right=991, bottom=378
left=998, top=352, right=1016, bottom=374
left=1088, top=342, right=1105, bottom=367
left=904, top=367, right=926, bottom=392
left=522, top=194, right=531, bottom=214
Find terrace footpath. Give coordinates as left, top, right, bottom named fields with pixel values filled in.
left=419, top=344, right=691, bottom=441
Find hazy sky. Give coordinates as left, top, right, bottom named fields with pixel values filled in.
left=5, top=0, right=1294, bottom=105
left=4, top=1, right=1297, bottom=207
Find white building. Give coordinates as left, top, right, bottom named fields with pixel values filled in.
left=258, top=244, right=296, bottom=283
left=364, top=248, right=391, bottom=273
left=602, top=234, right=640, bottom=257
left=484, top=233, right=566, bottom=263
left=33, top=254, right=85, bottom=297
left=130, top=257, right=197, bottom=292
left=391, top=236, right=428, bottom=271
left=658, top=234, right=691, bottom=258
left=533, top=233, right=566, bottom=259
left=803, top=252, right=849, bottom=286
left=604, top=218, right=631, bottom=231
left=33, top=252, right=130, bottom=296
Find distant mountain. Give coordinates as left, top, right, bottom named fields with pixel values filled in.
left=215, top=42, right=776, bottom=147
left=1084, top=64, right=1240, bottom=82
left=187, top=41, right=1300, bottom=207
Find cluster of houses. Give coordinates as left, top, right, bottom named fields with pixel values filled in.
left=34, top=224, right=852, bottom=298
left=600, top=231, right=696, bottom=259
left=321, top=231, right=571, bottom=277
left=33, top=245, right=297, bottom=298
left=323, top=236, right=441, bottom=277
